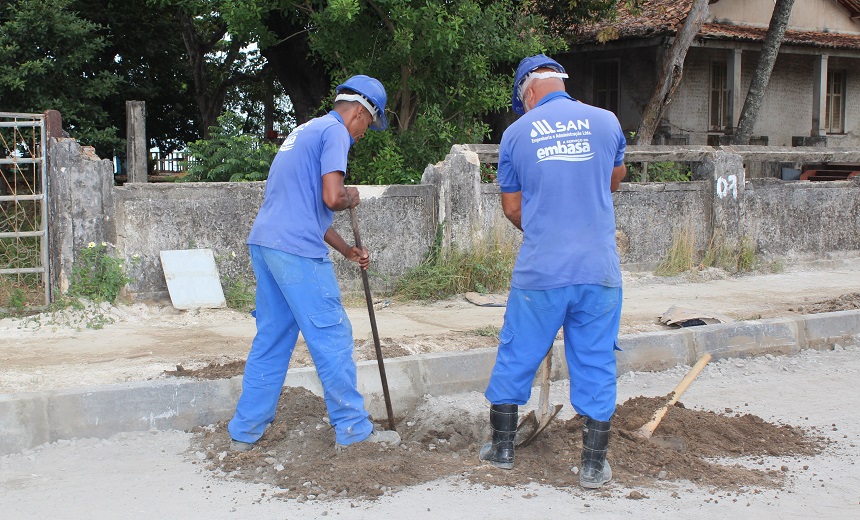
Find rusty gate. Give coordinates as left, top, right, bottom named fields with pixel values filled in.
left=0, top=112, right=49, bottom=311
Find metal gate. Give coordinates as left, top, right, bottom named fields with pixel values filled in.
left=0, top=112, right=49, bottom=311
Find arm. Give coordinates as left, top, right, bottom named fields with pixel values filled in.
left=324, top=227, right=370, bottom=270
left=501, top=191, right=523, bottom=231
left=322, top=171, right=360, bottom=211
left=610, top=164, right=627, bottom=193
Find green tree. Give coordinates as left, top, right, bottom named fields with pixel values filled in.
left=78, top=0, right=202, bottom=156
left=307, top=0, right=566, bottom=182
left=0, top=0, right=122, bottom=153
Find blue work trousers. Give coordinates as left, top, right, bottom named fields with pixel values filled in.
left=228, top=245, right=373, bottom=445
left=484, top=285, right=622, bottom=422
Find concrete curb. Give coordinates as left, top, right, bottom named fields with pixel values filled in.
left=2, top=310, right=859, bottom=456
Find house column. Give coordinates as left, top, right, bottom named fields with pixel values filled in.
left=727, top=48, right=743, bottom=131
left=811, top=54, right=828, bottom=137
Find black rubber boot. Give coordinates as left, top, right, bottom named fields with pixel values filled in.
left=479, top=404, right=518, bottom=469
left=580, top=416, right=612, bottom=489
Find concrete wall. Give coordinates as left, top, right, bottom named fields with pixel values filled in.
left=46, top=138, right=115, bottom=295
left=46, top=143, right=860, bottom=302
left=111, top=182, right=264, bottom=300
left=110, top=181, right=437, bottom=300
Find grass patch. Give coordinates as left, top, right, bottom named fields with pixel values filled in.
left=657, top=227, right=761, bottom=278
left=655, top=226, right=696, bottom=276
left=469, top=325, right=500, bottom=338
left=701, top=232, right=758, bottom=273
left=394, top=226, right=518, bottom=301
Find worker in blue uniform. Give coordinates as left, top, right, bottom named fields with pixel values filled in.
left=228, top=75, right=400, bottom=451
left=479, top=55, right=627, bottom=489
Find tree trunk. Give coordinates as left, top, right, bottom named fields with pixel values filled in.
left=635, top=0, right=710, bottom=145
left=177, top=13, right=241, bottom=139
left=731, top=0, right=795, bottom=145
left=261, top=12, right=330, bottom=126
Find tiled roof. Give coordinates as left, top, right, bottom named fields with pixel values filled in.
left=701, top=23, right=860, bottom=50
left=835, top=0, right=860, bottom=18
left=569, top=0, right=860, bottom=51
left=568, top=0, right=693, bottom=42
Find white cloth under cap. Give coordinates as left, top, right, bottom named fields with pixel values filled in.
left=335, top=93, right=379, bottom=124
left=518, top=71, right=569, bottom=106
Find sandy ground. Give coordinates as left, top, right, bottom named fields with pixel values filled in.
left=1, top=345, right=858, bottom=519
left=1, top=257, right=859, bottom=393
left=0, top=258, right=859, bottom=518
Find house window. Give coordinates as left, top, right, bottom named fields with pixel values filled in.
left=593, top=61, right=619, bottom=114
left=710, top=61, right=729, bottom=131
left=825, top=70, right=846, bottom=134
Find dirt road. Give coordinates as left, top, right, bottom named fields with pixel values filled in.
left=1, top=257, right=859, bottom=393
left=2, top=345, right=858, bottom=519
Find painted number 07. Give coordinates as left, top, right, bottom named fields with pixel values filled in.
left=716, top=174, right=738, bottom=199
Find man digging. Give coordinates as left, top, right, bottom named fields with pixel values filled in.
left=228, top=75, right=401, bottom=452
left=479, top=54, right=627, bottom=489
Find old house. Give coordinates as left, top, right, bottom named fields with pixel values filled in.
left=556, top=0, right=860, bottom=148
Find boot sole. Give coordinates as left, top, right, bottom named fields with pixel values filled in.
left=479, top=443, right=514, bottom=470
left=580, top=461, right=612, bottom=489
left=480, top=458, right=514, bottom=470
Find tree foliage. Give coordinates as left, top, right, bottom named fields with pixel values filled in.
left=79, top=0, right=201, bottom=155
left=185, top=112, right=278, bottom=182
left=2, top=0, right=633, bottom=183
left=304, top=0, right=566, bottom=182
left=0, top=0, right=122, bottom=153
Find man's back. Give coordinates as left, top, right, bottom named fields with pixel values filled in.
left=497, top=92, right=626, bottom=290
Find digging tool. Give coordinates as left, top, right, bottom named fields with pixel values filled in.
left=349, top=207, right=396, bottom=432
left=515, top=348, right=563, bottom=447
left=635, top=352, right=712, bottom=448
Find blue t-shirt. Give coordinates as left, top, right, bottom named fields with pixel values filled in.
left=497, top=91, right=626, bottom=290
left=247, top=111, right=353, bottom=258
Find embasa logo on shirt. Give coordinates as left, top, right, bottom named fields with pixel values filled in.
left=536, top=140, right=593, bottom=162
left=530, top=118, right=594, bottom=162
left=280, top=122, right=310, bottom=152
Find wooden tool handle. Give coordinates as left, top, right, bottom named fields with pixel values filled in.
left=536, top=350, right=552, bottom=417
left=636, top=353, right=712, bottom=439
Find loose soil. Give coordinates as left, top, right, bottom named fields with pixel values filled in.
left=190, top=387, right=827, bottom=502
left=2, top=261, right=859, bottom=508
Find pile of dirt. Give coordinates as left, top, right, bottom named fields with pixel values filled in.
left=788, top=292, right=860, bottom=314
left=190, top=387, right=827, bottom=502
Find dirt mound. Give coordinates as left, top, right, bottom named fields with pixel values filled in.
left=789, top=292, right=860, bottom=314
left=190, top=387, right=826, bottom=502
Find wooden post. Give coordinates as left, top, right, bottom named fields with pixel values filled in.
left=126, top=101, right=148, bottom=183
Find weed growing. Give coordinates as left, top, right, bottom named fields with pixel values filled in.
left=222, top=275, right=256, bottom=313
left=657, top=228, right=761, bottom=277
left=469, top=325, right=500, bottom=338
left=655, top=226, right=696, bottom=276
left=69, top=242, right=134, bottom=303
left=394, top=227, right=518, bottom=301
left=18, top=297, right=117, bottom=331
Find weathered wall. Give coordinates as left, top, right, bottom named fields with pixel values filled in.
left=48, top=143, right=860, bottom=302
left=111, top=182, right=437, bottom=300
left=744, top=178, right=860, bottom=259
left=112, top=182, right=264, bottom=300
left=47, top=138, right=114, bottom=294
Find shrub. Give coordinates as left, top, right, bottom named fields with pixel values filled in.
left=69, top=242, right=132, bottom=303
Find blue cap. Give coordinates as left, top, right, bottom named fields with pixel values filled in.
left=512, top=54, right=566, bottom=115
left=335, top=75, right=389, bottom=131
